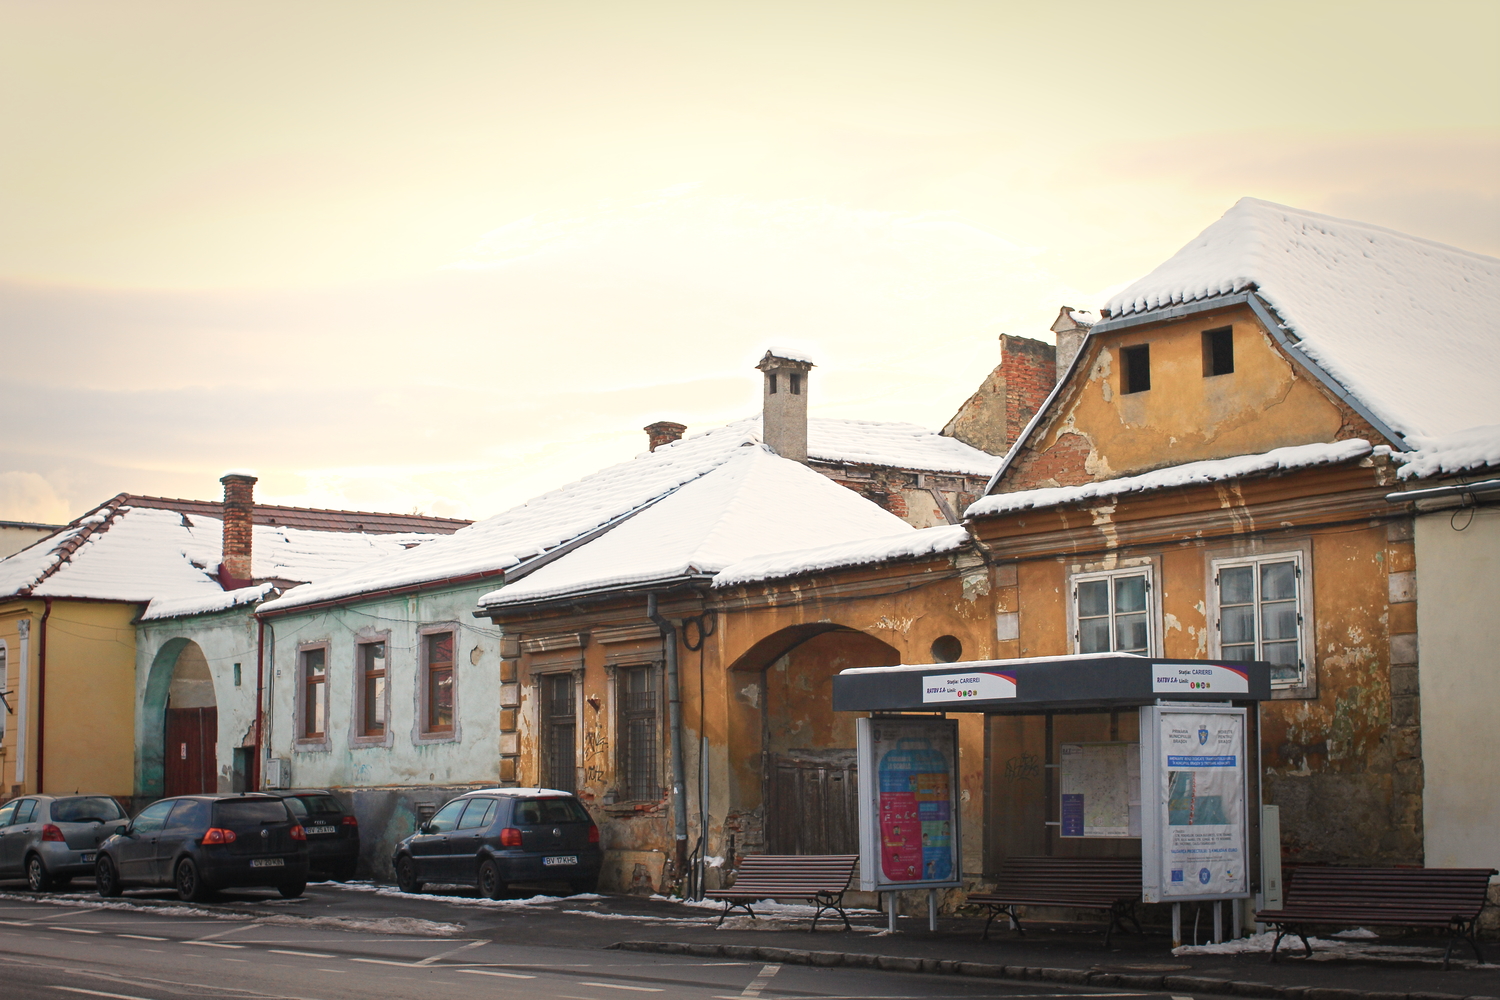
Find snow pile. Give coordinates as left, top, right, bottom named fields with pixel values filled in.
left=968, top=439, right=1372, bottom=518
left=714, top=524, right=967, bottom=588
left=1104, top=198, right=1500, bottom=440
left=1396, top=424, right=1500, bottom=480
left=1173, top=930, right=1455, bottom=964
left=481, top=448, right=910, bottom=607
left=804, top=417, right=1000, bottom=475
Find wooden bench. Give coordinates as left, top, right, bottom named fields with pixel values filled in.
left=1255, top=866, right=1497, bottom=969
left=708, top=854, right=859, bottom=932
left=966, top=857, right=1143, bottom=947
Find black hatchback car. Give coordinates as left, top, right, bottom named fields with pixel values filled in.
left=96, top=793, right=309, bottom=901
left=392, top=788, right=601, bottom=899
left=262, top=789, right=360, bottom=880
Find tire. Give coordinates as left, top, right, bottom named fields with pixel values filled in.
left=95, top=856, right=122, bottom=898
left=174, top=858, right=211, bottom=903
left=477, top=859, right=506, bottom=900
left=25, top=854, right=53, bottom=893
left=278, top=880, right=306, bottom=899
left=394, top=855, right=423, bottom=894
left=568, top=876, right=599, bottom=895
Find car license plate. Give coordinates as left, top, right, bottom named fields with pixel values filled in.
left=542, top=855, right=577, bottom=867
left=306, top=825, right=337, bottom=835
left=250, top=858, right=285, bottom=868
left=79, top=853, right=95, bottom=863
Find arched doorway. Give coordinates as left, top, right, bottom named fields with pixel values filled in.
left=728, top=626, right=900, bottom=855
left=162, top=642, right=218, bottom=796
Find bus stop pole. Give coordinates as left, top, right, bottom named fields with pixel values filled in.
left=1172, top=902, right=1182, bottom=948
left=928, top=888, right=938, bottom=931
left=887, top=891, right=897, bottom=932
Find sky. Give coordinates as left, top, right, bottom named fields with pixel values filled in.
left=3, top=0, right=1497, bottom=524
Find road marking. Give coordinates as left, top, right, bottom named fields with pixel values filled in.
left=350, top=958, right=420, bottom=967
left=740, top=963, right=780, bottom=997
left=578, top=983, right=664, bottom=993
left=415, top=939, right=487, bottom=966
left=51, top=989, right=154, bottom=1000
left=192, top=923, right=254, bottom=941
left=184, top=940, right=245, bottom=948
left=269, top=949, right=336, bottom=958
left=0, top=920, right=32, bottom=926
left=117, top=935, right=167, bottom=942
left=48, top=927, right=102, bottom=934
left=459, top=969, right=537, bottom=979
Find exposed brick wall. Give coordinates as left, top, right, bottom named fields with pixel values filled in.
left=644, top=421, right=686, bottom=452
left=999, top=335, right=1057, bottom=446
left=219, top=473, right=257, bottom=587
left=1001, top=431, right=1095, bottom=491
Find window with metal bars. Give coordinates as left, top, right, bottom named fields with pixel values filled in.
left=1071, top=568, right=1153, bottom=655
left=1213, top=553, right=1305, bottom=687
left=542, top=672, right=577, bottom=793
left=617, top=665, right=658, bottom=801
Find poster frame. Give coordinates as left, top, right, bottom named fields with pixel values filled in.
left=1139, top=703, right=1251, bottom=903
left=856, top=715, right=963, bottom=892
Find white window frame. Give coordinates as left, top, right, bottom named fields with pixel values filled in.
left=1208, top=548, right=1314, bottom=693
left=1066, top=560, right=1161, bottom=657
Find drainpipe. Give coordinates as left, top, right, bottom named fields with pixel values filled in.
left=253, top=618, right=265, bottom=791
left=36, top=598, right=51, bottom=794
left=647, top=593, right=688, bottom=883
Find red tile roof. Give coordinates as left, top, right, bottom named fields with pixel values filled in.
left=122, top=495, right=471, bottom=534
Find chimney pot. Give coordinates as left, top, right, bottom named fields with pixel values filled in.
left=644, top=421, right=687, bottom=452
left=219, top=472, right=258, bottom=589
left=1050, top=305, right=1095, bottom=383
left=756, top=349, right=814, bottom=463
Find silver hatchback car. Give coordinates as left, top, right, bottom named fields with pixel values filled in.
left=0, top=795, right=128, bottom=891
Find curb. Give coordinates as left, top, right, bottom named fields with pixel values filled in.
left=611, top=940, right=1499, bottom=1000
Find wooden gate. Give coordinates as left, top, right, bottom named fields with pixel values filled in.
left=766, top=750, right=858, bottom=855
left=165, top=707, right=217, bottom=796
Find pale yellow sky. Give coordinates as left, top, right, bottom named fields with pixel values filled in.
left=2, top=1, right=1497, bottom=522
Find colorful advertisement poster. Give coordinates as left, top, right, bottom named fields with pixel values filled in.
left=856, top=716, right=961, bottom=891
left=1155, top=711, right=1247, bottom=898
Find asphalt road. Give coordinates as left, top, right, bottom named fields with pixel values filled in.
left=0, top=888, right=1192, bottom=1000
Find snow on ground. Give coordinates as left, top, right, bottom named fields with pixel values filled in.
left=1104, top=198, right=1500, bottom=440
left=1396, top=423, right=1500, bottom=480
left=967, top=439, right=1372, bottom=518
left=1173, top=930, right=1464, bottom=965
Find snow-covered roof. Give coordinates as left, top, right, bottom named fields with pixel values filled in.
left=1396, top=424, right=1500, bottom=480
left=1103, top=198, right=1500, bottom=441
left=142, top=583, right=276, bottom=621
left=481, top=448, right=911, bottom=607
left=0, top=499, right=446, bottom=606
left=714, top=523, right=968, bottom=589
left=841, top=652, right=1145, bottom=676
left=259, top=415, right=998, bottom=614
left=967, top=439, right=1373, bottom=518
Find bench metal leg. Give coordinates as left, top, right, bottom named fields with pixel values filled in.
left=1268, top=924, right=1312, bottom=963
left=1444, top=918, right=1485, bottom=970
left=717, top=900, right=755, bottom=927
left=809, top=892, right=851, bottom=933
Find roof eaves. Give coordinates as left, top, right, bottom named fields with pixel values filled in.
left=475, top=573, right=715, bottom=619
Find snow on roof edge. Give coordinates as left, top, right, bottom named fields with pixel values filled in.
left=143, top=583, right=276, bottom=621
left=1395, top=424, right=1500, bottom=480
left=713, top=524, right=969, bottom=588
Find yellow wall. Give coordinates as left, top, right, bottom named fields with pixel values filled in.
left=0, top=600, right=138, bottom=799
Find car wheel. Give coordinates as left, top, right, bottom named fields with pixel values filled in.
left=175, top=858, right=211, bottom=903
left=394, top=856, right=423, bottom=894
left=478, top=859, right=506, bottom=900
left=95, top=857, right=122, bottom=897
left=26, top=854, right=53, bottom=892
left=278, top=880, right=306, bottom=899
left=568, top=876, right=599, bottom=895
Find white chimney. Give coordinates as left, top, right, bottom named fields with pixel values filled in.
left=756, top=349, right=814, bottom=463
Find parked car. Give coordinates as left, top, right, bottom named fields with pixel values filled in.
left=262, top=789, right=359, bottom=881
left=95, top=793, right=309, bottom=901
left=392, top=787, right=601, bottom=899
left=0, top=794, right=129, bottom=891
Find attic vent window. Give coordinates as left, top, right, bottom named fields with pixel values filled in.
left=766, top=373, right=778, bottom=394
left=1121, top=344, right=1151, bottom=394
left=1203, top=327, right=1234, bottom=376
left=789, top=372, right=802, bottom=395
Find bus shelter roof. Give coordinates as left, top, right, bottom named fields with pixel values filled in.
left=832, top=653, right=1272, bottom=714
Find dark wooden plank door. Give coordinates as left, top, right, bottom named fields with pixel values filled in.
left=767, top=751, right=858, bottom=855
left=165, top=707, right=217, bottom=796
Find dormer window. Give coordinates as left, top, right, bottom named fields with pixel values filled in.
left=1203, top=327, right=1234, bottom=376
left=1121, top=344, right=1151, bottom=394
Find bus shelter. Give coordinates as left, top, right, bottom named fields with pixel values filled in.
left=832, top=653, right=1274, bottom=944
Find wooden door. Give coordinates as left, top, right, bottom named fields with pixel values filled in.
left=766, top=751, right=858, bottom=855
left=165, top=707, right=217, bottom=796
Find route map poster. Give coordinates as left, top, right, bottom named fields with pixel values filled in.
left=1150, top=709, right=1248, bottom=899
left=856, top=716, right=961, bottom=891
left=1059, top=742, right=1141, bottom=838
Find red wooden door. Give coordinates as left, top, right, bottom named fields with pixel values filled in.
left=165, top=707, right=217, bottom=796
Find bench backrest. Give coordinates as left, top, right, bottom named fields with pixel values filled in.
left=727, top=854, right=858, bottom=895
left=997, top=856, right=1142, bottom=899
left=1283, top=866, right=1496, bottom=918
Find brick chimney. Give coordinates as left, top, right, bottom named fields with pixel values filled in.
left=219, top=472, right=257, bottom=589
left=1050, top=306, right=1095, bottom=383
left=644, top=421, right=686, bottom=452
left=941, top=334, right=1056, bottom=455
left=756, top=349, right=814, bottom=463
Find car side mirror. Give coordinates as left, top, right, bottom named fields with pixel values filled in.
left=418, top=822, right=431, bottom=835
